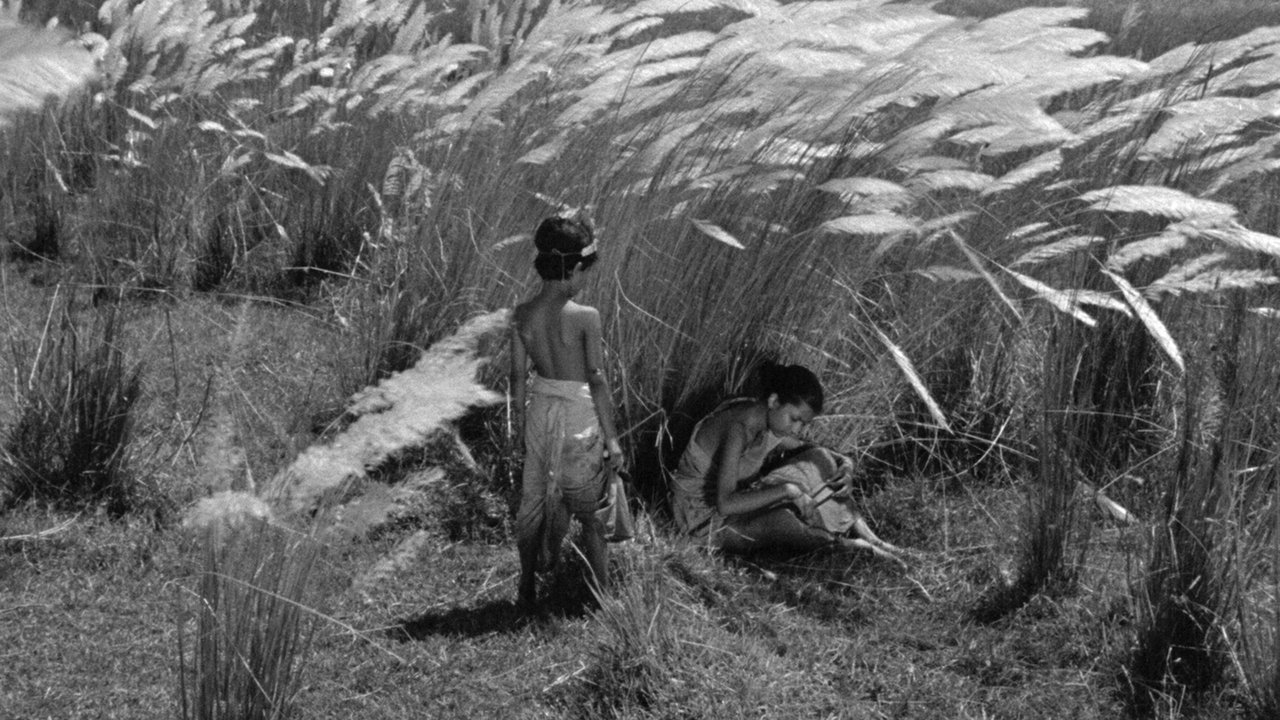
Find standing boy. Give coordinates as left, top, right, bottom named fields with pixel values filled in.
left=510, top=216, right=624, bottom=610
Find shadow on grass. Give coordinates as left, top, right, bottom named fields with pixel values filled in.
left=388, top=584, right=599, bottom=642
left=690, top=549, right=882, bottom=632
left=388, top=600, right=530, bottom=641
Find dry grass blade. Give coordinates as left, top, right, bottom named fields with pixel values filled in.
left=1103, top=269, right=1185, bottom=373
left=1006, top=269, right=1097, bottom=327
left=951, top=232, right=1023, bottom=322
left=0, top=514, right=77, bottom=541
left=822, top=213, right=919, bottom=237
left=870, top=325, right=951, bottom=433
left=690, top=219, right=745, bottom=249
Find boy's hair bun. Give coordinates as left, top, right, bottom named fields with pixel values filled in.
left=758, top=361, right=824, bottom=414
left=533, top=215, right=598, bottom=280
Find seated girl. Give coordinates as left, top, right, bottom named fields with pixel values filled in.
left=670, top=362, right=905, bottom=563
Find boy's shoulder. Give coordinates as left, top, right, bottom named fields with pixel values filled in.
left=565, top=300, right=601, bottom=320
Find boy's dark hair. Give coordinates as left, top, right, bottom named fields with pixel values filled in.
left=758, top=361, right=824, bottom=414
left=533, top=216, right=598, bottom=280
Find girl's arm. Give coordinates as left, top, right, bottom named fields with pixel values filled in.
left=775, top=435, right=808, bottom=452
left=712, top=411, right=805, bottom=516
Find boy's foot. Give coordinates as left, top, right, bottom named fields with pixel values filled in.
left=517, top=593, right=538, bottom=616
left=517, top=576, right=537, bottom=614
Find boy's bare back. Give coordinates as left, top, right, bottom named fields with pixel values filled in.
left=512, top=297, right=603, bottom=383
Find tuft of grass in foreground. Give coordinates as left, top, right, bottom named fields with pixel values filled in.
left=180, top=520, right=321, bottom=720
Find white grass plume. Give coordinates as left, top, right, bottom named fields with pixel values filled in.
left=182, top=490, right=275, bottom=538
left=193, top=304, right=254, bottom=495
left=352, top=529, right=433, bottom=602
left=0, top=9, right=94, bottom=124
left=265, top=309, right=508, bottom=515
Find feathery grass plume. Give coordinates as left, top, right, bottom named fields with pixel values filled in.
left=179, top=519, right=319, bottom=720
left=264, top=309, right=507, bottom=516
left=193, top=304, right=254, bottom=495
left=351, top=529, right=433, bottom=603
left=872, top=326, right=951, bottom=433
left=1080, top=185, right=1237, bottom=221
left=1, top=294, right=143, bottom=515
left=0, top=7, right=95, bottom=124
left=182, top=491, right=275, bottom=541
left=1104, top=269, right=1185, bottom=373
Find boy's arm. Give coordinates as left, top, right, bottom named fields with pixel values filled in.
left=508, top=316, right=528, bottom=443
left=582, top=308, right=624, bottom=468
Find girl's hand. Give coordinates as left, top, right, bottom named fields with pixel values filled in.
left=828, top=462, right=854, bottom=498
left=826, top=451, right=854, bottom=498
left=781, top=482, right=814, bottom=514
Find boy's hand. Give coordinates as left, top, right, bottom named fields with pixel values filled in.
left=604, top=438, right=625, bottom=472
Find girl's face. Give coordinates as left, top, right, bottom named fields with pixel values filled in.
left=765, top=396, right=816, bottom=438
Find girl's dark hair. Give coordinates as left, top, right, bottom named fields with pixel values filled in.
left=533, top=215, right=598, bottom=280
left=758, top=361, right=824, bottom=414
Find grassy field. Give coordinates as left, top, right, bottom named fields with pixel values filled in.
left=3, top=442, right=1153, bottom=719
left=5, top=0, right=1280, bottom=717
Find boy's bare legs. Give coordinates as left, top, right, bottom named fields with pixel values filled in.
left=578, top=516, right=609, bottom=597
left=517, top=526, right=540, bottom=610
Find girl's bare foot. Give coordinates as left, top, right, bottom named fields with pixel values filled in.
left=840, top=537, right=908, bottom=569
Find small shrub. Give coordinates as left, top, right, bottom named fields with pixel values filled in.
left=180, top=519, right=320, bottom=720
left=1, top=298, right=143, bottom=515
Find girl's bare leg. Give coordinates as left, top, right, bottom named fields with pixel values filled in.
left=718, top=508, right=909, bottom=567
left=849, top=513, right=907, bottom=555
left=840, top=537, right=907, bottom=568
left=717, top=508, right=834, bottom=554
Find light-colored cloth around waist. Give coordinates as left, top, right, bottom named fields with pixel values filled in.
left=517, top=374, right=605, bottom=569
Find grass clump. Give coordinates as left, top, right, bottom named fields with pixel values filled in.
left=180, top=520, right=321, bottom=720
left=1, top=296, right=144, bottom=515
